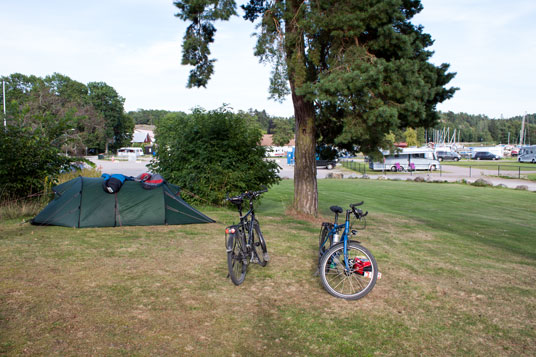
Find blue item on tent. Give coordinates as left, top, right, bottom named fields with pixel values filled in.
left=102, top=173, right=132, bottom=194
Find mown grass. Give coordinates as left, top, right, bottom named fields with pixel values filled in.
left=1, top=180, right=535, bottom=356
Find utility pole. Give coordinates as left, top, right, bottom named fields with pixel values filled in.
left=2, top=80, right=6, bottom=128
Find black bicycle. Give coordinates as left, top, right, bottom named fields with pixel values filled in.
left=225, top=188, right=270, bottom=285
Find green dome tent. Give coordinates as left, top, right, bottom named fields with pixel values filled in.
left=32, top=177, right=214, bottom=227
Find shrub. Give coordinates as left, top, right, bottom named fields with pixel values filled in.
left=0, top=124, right=71, bottom=200
left=151, top=108, right=281, bottom=204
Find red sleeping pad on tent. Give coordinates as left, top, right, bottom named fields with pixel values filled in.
left=136, top=173, right=165, bottom=190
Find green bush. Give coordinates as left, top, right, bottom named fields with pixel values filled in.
left=0, top=124, right=71, bottom=200
left=151, top=108, right=281, bottom=204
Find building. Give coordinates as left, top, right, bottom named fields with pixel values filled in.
left=260, top=134, right=295, bottom=157
left=131, top=125, right=155, bottom=145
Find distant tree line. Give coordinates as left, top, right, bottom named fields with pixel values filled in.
left=435, top=112, right=536, bottom=145
left=128, top=107, right=296, bottom=146
left=376, top=112, right=536, bottom=148
left=129, top=107, right=536, bottom=150
left=127, top=109, right=172, bottom=126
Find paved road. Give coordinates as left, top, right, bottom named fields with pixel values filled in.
left=88, top=156, right=536, bottom=191
left=88, top=157, right=342, bottom=179
left=89, top=156, right=153, bottom=177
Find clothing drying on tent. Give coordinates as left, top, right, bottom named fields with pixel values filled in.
left=32, top=176, right=215, bottom=228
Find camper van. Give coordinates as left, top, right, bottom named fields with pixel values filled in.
left=117, top=147, right=144, bottom=157
left=369, top=148, right=441, bottom=171
left=518, top=145, right=536, bottom=163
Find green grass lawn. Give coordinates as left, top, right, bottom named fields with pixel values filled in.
left=1, top=180, right=535, bottom=355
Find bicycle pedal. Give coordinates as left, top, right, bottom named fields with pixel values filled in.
left=263, top=252, right=270, bottom=262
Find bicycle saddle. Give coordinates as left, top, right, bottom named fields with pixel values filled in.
left=330, top=206, right=343, bottom=214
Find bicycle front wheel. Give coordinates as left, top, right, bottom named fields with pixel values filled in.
left=252, top=220, right=268, bottom=267
left=319, top=241, right=378, bottom=300
left=227, top=232, right=247, bottom=285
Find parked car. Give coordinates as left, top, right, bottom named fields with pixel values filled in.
left=436, top=151, right=461, bottom=162
left=510, top=149, right=519, bottom=157
left=316, top=158, right=337, bottom=169
left=473, top=151, right=501, bottom=160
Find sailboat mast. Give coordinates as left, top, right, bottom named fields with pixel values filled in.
left=519, top=114, right=526, bottom=147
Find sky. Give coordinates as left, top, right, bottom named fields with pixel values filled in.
left=1, top=0, right=535, bottom=118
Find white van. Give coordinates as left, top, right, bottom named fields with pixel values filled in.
left=117, top=147, right=143, bottom=157
left=518, top=145, right=536, bottom=163
left=369, top=148, right=441, bottom=171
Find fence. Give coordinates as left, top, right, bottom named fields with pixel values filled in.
left=341, top=160, right=533, bottom=180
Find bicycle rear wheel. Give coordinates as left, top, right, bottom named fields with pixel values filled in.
left=318, top=223, right=333, bottom=266
left=319, top=241, right=378, bottom=300
left=252, top=220, right=269, bottom=267
left=227, top=232, right=247, bottom=285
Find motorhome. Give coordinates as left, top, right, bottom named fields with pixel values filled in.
left=369, top=148, right=441, bottom=171
left=518, top=145, right=536, bottom=163
left=117, top=147, right=144, bottom=157
left=266, top=146, right=289, bottom=157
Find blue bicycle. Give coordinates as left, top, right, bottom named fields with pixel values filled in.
left=318, top=202, right=378, bottom=300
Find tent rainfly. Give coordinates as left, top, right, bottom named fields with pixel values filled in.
left=32, top=176, right=214, bottom=227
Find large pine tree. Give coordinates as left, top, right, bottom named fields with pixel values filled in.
left=174, top=0, right=457, bottom=216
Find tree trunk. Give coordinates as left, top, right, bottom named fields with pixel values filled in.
left=286, top=0, right=318, bottom=216
left=291, top=85, right=318, bottom=216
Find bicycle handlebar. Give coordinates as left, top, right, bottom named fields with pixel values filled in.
left=350, top=201, right=364, bottom=208
left=226, top=186, right=268, bottom=203
left=349, top=202, right=368, bottom=219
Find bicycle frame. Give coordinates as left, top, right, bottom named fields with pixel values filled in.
left=320, top=210, right=354, bottom=271
left=235, top=199, right=256, bottom=250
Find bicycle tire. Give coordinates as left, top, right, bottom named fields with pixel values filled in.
left=252, top=220, right=268, bottom=267
left=319, top=241, right=378, bottom=300
left=227, top=232, right=247, bottom=285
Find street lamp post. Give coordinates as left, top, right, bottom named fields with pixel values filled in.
left=2, top=80, right=6, bottom=128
